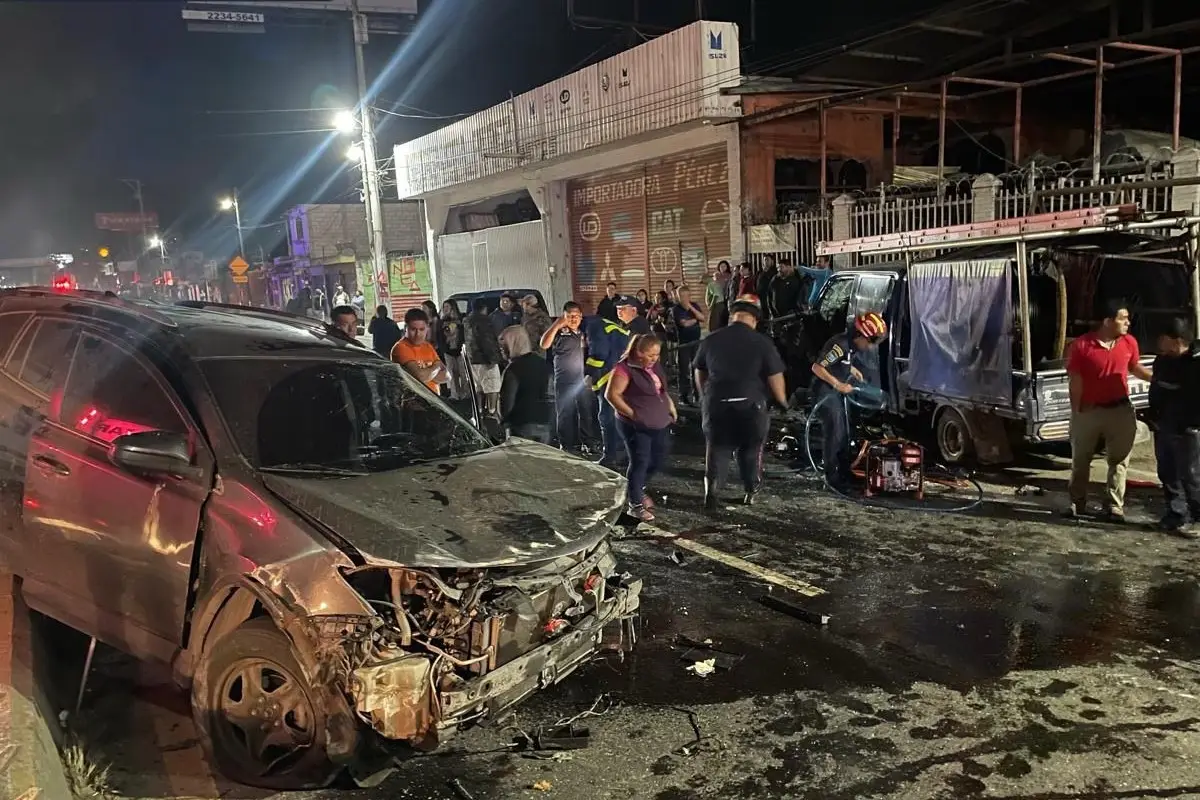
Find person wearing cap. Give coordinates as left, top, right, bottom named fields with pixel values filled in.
left=692, top=293, right=789, bottom=510
left=810, top=311, right=888, bottom=490
left=586, top=295, right=639, bottom=468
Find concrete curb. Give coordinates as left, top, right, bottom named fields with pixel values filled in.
left=0, top=571, right=73, bottom=800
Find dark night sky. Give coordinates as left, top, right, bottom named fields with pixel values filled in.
left=0, top=0, right=961, bottom=262
left=0, top=0, right=630, bottom=260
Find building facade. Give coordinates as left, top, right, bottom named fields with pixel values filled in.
left=393, top=21, right=744, bottom=314
left=267, top=201, right=426, bottom=309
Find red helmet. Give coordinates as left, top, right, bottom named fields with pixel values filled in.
left=854, top=311, right=887, bottom=340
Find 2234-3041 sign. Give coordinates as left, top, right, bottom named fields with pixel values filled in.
left=183, top=9, right=265, bottom=23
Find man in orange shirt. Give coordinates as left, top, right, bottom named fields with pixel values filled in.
left=392, top=308, right=449, bottom=392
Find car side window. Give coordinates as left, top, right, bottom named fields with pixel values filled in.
left=61, top=334, right=187, bottom=443
left=816, top=276, right=855, bottom=332
left=853, top=275, right=894, bottom=317
left=0, top=313, right=32, bottom=367
left=11, top=319, right=80, bottom=406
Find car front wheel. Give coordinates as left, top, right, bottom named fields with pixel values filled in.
left=192, top=618, right=340, bottom=789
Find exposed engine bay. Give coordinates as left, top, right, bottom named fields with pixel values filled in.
left=330, top=541, right=641, bottom=749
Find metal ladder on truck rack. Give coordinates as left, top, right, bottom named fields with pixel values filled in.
left=814, top=205, right=1142, bottom=258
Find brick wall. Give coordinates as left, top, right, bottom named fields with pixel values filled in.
left=296, top=201, right=427, bottom=260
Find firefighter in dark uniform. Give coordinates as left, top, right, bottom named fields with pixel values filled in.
left=692, top=294, right=789, bottom=510
left=1147, top=316, right=1200, bottom=539
left=810, top=312, right=887, bottom=490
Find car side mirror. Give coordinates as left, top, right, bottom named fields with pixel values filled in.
left=110, top=430, right=203, bottom=480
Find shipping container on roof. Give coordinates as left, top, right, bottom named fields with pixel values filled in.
left=393, top=21, right=741, bottom=199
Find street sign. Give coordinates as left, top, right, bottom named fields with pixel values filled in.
left=231, top=274, right=249, bottom=284
left=193, top=1, right=417, bottom=14
left=182, top=8, right=264, bottom=23
left=95, top=212, right=159, bottom=232
left=229, top=256, right=250, bottom=276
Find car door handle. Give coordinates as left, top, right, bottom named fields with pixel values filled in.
left=32, top=455, right=70, bottom=477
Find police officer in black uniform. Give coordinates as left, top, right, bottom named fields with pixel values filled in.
left=692, top=294, right=789, bottom=510
left=1148, top=316, right=1200, bottom=539
left=810, top=312, right=887, bottom=490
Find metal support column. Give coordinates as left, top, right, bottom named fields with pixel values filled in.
left=892, top=96, right=901, bottom=180
left=1013, top=87, right=1023, bottom=166
left=819, top=102, right=828, bottom=198
left=352, top=0, right=390, bottom=309
left=1190, top=224, right=1200, bottom=336
left=1015, top=240, right=1033, bottom=379
left=1092, top=45, right=1105, bottom=183
left=937, top=79, right=947, bottom=179
left=1173, top=51, right=1183, bottom=150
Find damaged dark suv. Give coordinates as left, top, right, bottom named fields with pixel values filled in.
left=0, top=289, right=641, bottom=788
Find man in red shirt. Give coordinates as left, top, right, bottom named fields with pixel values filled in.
left=1065, top=300, right=1153, bottom=522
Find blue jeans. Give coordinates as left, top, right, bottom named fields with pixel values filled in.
left=617, top=419, right=669, bottom=505
left=1155, top=429, right=1200, bottom=525
left=598, top=393, right=622, bottom=464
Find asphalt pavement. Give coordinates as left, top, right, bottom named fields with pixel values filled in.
left=45, top=421, right=1200, bottom=800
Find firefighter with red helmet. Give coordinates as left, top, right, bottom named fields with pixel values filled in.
left=810, top=312, right=888, bottom=490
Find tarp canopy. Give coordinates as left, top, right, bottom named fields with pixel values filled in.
left=906, top=257, right=1012, bottom=405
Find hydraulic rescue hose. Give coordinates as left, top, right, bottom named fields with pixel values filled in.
left=801, top=386, right=985, bottom=514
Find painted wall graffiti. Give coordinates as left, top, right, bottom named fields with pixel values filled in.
left=568, top=148, right=732, bottom=313
left=356, top=254, right=433, bottom=318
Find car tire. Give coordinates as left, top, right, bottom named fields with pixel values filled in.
left=192, top=618, right=340, bottom=790
left=935, top=407, right=974, bottom=466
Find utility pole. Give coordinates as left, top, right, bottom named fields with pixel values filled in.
left=351, top=0, right=390, bottom=309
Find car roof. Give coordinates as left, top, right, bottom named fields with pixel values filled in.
left=446, top=288, right=542, bottom=300
left=0, top=289, right=373, bottom=359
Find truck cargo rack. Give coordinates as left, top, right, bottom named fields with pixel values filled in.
left=813, top=205, right=1200, bottom=258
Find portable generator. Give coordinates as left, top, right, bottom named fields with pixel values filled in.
left=858, top=439, right=925, bottom=499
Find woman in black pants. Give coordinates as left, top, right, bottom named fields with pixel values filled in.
left=605, top=334, right=678, bottom=521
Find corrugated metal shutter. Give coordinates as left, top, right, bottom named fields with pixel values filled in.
left=567, top=164, right=650, bottom=315
left=647, top=147, right=731, bottom=295
left=567, top=146, right=732, bottom=313
left=434, top=222, right=553, bottom=303
left=482, top=221, right=551, bottom=296
left=435, top=232, right=476, bottom=299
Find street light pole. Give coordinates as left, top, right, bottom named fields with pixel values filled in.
left=350, top=0, right=390, bottom=310
left=220, top=190, right=246, bottom=257
left=232, top=188, right=245, bottom=257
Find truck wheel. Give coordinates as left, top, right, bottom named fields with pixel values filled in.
left=192, top=618, right=340, bottom=790
left=935, top=407, right=974, bottom=465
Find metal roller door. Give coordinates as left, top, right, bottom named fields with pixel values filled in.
left=567, top=147, right=732, bottom=314
left=567, top=164, right=650, bottom=314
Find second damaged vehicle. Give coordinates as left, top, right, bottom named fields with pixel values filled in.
left=0, top=290, right=641, bottom=788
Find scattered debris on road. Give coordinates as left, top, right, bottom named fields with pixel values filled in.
left=686, top=658, right=716, bottom=677
left=532, top=779, right=553, bottom=791
left=759, top=592, right=832, bottom=626
left=448, top=777, right=475, bottom=800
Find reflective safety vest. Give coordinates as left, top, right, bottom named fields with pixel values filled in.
left=585, top=318, right=631, bottom=391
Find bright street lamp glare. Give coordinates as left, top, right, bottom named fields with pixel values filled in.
left=346, top=144, right=363, bottom=162
left=333, top=110, right=356, bottom=133
left=148, top=235, right=162, bottom=247
left=218, top=197, right=234, bottom=211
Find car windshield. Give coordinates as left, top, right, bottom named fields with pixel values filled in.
left=200, top=355, right=490, bottom=474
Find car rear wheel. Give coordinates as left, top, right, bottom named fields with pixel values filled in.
left=935, top=407, right=974, bottom=466
left=192, top=618, right=340, bottom=790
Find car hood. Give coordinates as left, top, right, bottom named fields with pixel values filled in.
left=261, top=439, right=626, bottom=568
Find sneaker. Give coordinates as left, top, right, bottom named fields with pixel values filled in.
left=1100, top=508, right=1126, bottom=525
left=742, top=486, right=760, bottom=506
left=641, top=493, right=655, bottom=510
left=627, top=503, right=654, bottom=522
left=1172, top=525, right=1200, bottom=541
left=1060, top=503, right=1085, bottom=520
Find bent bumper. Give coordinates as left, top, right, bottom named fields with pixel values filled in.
left=350, top=574, right=642, bottom=744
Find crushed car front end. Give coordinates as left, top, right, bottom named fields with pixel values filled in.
left=333, top=538, right=640, bottom=749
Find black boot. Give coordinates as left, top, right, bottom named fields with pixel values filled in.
left=703, top=493, right=719, bottom=513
